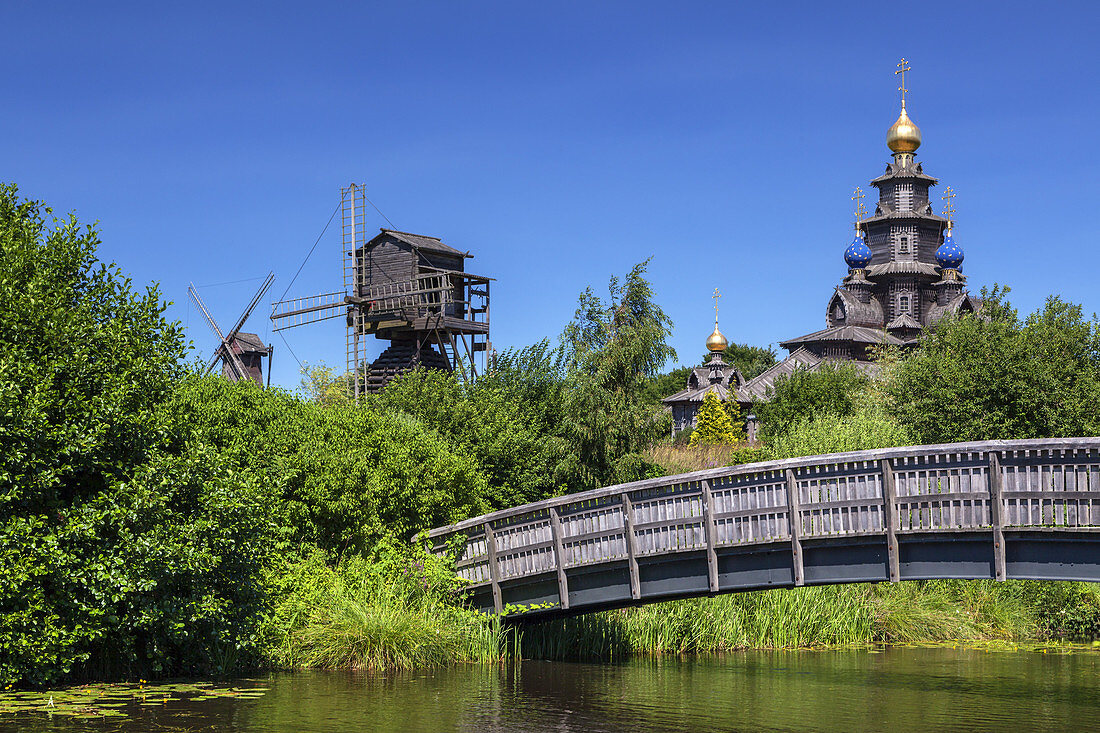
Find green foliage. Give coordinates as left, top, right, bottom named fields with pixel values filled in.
left=644, top=365, right=692, bottom=401
left=0, top=184, right=274, bottom=686
left=718, top=342, right=778, bottom=380
left=753, top=361, right=870, bottom=442
left=299, top=363, right=353, bottom=406
left=372, top=342, right=568, bottom=508
left=766, top=403, right=912, bottom=460
left=689, top=392, right=742, bottom=446
left=266, top=543, right=510, bottom=671
left=556, top=260, right=676, bottom=489
left=168, top=376, right=490, bottom=557
left=889, top=286, right=1100, bottom=443
left=523, top=580, right=1045, bottom=659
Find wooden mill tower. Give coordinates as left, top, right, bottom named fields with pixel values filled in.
left=271, top=185, right=492, bottom=397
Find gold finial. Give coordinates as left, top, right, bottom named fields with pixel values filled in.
left=941, top=186, right=956, bottom=231
left=852, top=187, right=867, bottom=230
left=706, top=287, right=728, bottom=353
left=896, top=58, right=911, bottom=109
left=887, top=59, right=921, bottom=154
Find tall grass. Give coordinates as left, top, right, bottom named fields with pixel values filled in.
left=266, top=550, right=515, bottom=672
left=645, top=443, right=768, bottom=475
left=522, top=580, right=1058, bottom=661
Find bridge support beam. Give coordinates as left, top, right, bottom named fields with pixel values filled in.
left=881, top=459, right=901, bottom=583
left=989, top=452, right=1007, bottom=581
left=548, top=506, right=570, bottom=609
left=785, top=469, right=805, bottom=587
left=483, top=522, right=503, bottom=614
left=621, top=493, right=641, bottom=600
left=701, top=479, right=719, bottom=593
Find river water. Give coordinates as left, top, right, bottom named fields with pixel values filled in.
left=4, top=647, right=1100, bottom=732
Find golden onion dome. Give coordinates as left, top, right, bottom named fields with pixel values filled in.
left=706, top=325, right=728, bottom=353
left=887, top=106, right=922, bottom=153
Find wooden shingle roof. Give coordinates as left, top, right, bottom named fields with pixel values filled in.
left=779, top=325, right=905, bottom=350
left=367, top=229, right=471, bottom=258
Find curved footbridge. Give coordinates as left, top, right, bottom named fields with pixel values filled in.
left=426, top=438, right=1100, bottom=618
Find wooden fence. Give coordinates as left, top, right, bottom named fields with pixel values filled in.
left=426, top=438, right=1100, bottom=615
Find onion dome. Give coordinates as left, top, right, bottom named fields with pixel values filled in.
left=887, top=106, right=922, bottom=153
left=844, top=232, right=872, bottom=269
left=935, top=230, right=964, bottom=270
left=706, top=325, right=728, bottom=353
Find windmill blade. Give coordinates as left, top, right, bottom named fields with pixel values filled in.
left=270, top=291, right=349, bottom=331
left=224, top=271, right=276, bottom=344
left=188, top=283, right=249, bottom=381
left=189, top=284, right=226, bottom=344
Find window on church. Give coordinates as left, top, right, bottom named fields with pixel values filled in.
left=899, top=236, right=910, bottom=255
left=899, top=294, right=911, bottom=313
left=833, top=304, right=845, bottom=321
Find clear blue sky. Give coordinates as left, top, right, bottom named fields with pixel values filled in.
left=4, top=2, right=1098, bottom=388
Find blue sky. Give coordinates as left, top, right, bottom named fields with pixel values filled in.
left=4, top=2, right=1098, bottom=388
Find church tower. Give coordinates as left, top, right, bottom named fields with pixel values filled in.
left=772, top=59, right=977, bottom=363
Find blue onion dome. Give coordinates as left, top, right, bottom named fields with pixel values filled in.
left=936, top=231, right=964, bottom=269
left=844, top=232, right=872, bottom=269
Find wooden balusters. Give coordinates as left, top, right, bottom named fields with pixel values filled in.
left=988, top=451, right=1007, bottom=581
left=881, top=459, right=900, bottom=583
left=700, top=479, right=719, bottom=592
left=621, top=493, right=641, bottom=600
left=548, top=507, right=570, bottom=610
left=483, top=522, right=503, bottom=613
left=785, top=469, right=805, bottom=587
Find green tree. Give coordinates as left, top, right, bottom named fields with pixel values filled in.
left=888, top=286, right=1100, bottom=443
left=689, top=392, right=742, bottom=446
left=0, top=183, right=275, bottom=685
left=556, top=260, right=676, bottom=489
left=753, top=361, right=870, bottom=442
left=371, top=342, right=569, bottom=508
left=717, top=342, right=778, bottom=380
left=645, top=365, right=693, bottom=401
left=299, top=362, right=353, bottom=405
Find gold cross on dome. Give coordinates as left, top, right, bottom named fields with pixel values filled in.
left=852, top=187, right=867, bottom=226
left=896, top=58, right=911, bottom=106
left=713, top=287, right=721, bottom=326
left=941, top=186, right=956, bottom=222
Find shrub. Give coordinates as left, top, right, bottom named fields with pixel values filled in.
left=689, top=392, right=742, bottom=446
left=0, top=184, right=274, bottom=685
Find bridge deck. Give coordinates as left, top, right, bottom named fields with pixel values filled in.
left=426, top=438, right=1100, bottom=618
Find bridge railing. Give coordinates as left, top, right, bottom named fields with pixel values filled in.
left=426, top=438, right=1100, bottom=614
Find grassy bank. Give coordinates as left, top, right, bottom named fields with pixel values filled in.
left=269, top=555, right=1100, bottom=670
left=519, top=580, right=1084, bottom=661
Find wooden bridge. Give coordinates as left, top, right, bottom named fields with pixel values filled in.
left=426, top=438, right=1100, bottom=617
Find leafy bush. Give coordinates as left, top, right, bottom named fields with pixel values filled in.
left=766, top=403, right=912, bottom=460
left=753, top=361, right=870, bottom=442
left=0, top=184, right=274, bottom=685
left=371, top=342, right=568, bottom=509
left=168, top=376, right=491, bottom=557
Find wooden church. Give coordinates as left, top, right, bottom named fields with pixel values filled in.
left=741, top=59, right=978, bottom=399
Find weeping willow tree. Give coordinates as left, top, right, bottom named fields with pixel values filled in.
left=554, top=259, right=676, bottom=490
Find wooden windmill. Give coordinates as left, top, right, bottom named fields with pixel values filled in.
left=188, top=272, right=276, bottom=386
left=270, top=184, right=491, bottom=398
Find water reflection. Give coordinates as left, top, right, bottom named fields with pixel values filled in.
left=4, top=648, right=1099, bottom=732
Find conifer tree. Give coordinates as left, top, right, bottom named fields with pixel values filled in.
left=689, top=391, right=742, bottom=446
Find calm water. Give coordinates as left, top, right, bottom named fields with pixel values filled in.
left=4, top=648, right=1100, bottom=732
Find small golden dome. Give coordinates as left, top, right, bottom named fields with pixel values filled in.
left=706, top=326, right=728, bottom=353
left=887, top=106, right=922, bottom=153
